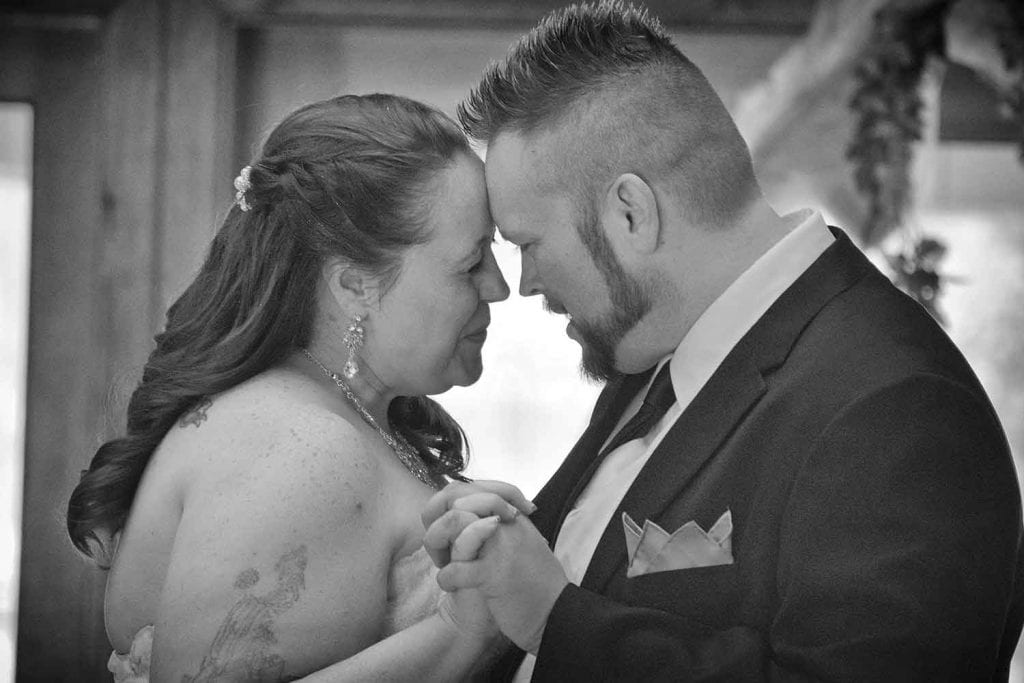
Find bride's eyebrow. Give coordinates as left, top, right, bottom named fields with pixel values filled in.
left=453, top=236, right=490, bottom=265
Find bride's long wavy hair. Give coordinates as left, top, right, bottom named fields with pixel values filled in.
left=68, top=93, right=472, bottom=565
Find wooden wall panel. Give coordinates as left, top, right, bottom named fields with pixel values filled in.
left=2, top=25, right=111, bottom=683
left=160, top=0, right=238, bottom=310
left=235, top=24, right=355, bottom=161
left=9, top=0, right=236, bottom=679
left=97, top=0, right=163, bottom=390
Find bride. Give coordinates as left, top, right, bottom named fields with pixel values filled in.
left=66, top=93, right=531, bottom=681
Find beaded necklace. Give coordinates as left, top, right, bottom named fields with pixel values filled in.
left=302, top=349, right=441, bottom=490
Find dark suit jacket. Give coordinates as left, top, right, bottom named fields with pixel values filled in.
left=505, top=229, right=1024, bottom=681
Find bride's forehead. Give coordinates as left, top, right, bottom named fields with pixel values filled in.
left=416, top=207, right=492, bottom=257
left=421, top=168, right=490, bottom=228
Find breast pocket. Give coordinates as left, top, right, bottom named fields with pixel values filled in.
left=623, top=564, right=741, bottom=630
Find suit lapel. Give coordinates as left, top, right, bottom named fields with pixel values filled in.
left=580, top=354, right=765, bottom=591
left=531, top=369, right=654, bottom=544
left=580, top=228, right=876, bottom=593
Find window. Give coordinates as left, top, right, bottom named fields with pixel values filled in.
left=0, top=101, right=33, bottom=683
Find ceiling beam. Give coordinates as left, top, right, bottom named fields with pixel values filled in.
left=0, top=0, right=120, bottom=30
left=213, top=0, right=816, bottom=34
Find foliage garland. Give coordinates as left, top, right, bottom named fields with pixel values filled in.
left=994, top=0, right=1024, bottom=154
left=847, top=1, right=950, bottom=247
left=846, top=0, right=1024, bottom=321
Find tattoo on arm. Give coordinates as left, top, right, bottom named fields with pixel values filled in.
left=178, top=397, right=213, bottom=429
left=181, top=545, right=309, bottom=682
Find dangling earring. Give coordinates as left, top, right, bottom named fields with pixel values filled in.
left=343, top=314, right=365, bottom=379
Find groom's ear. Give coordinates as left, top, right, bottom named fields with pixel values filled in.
left=602, top=173, right=660, bottom=256
left=321, top=258, right=381, bottom=314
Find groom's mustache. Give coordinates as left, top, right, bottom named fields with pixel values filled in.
left=543, top=298, right=569, bottom=317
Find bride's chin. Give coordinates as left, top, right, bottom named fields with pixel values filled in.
left=414, top=350, right=485, bottom=395
left=448, top=357, right=484, bottom=389
left=462, top=367, right=484, bottom=387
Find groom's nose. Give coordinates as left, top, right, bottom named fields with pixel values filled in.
left=519, top=256, right=542, bottom=297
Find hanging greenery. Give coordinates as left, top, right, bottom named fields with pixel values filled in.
left=846, top=0, right=1024, bottom=321
left=885, top=237, right=949, bottom=324
left=994, top=1, right=1024, bottom=157
left=846, top=1, right=950, bottom=247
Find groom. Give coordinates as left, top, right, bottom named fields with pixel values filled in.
left=425, top=2, right=1024, bottom=680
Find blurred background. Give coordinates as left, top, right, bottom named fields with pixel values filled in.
left=1, top=0, right=1022, bottom=680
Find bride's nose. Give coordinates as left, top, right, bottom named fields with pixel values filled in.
left=479, top=251, right=510, bottom=303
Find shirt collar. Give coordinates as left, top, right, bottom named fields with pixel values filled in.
left=665, top=210, right=834, bottom=409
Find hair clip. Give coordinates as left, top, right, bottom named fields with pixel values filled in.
left=233, top=165, right=252, bottom=212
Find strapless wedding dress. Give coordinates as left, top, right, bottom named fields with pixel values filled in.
left=108, top=547, right=441, bottom=682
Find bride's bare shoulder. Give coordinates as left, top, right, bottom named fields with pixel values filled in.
left=148, top=369, right=405, bottom=678
left=159, top=366, right=381, bottom=491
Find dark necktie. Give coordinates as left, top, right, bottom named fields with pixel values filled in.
left=597, top=362, right=677, bottom=459
left=553, top=363, right=677, bottom=538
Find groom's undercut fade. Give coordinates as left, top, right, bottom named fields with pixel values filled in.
left=459, top=0, right=760, bottom=229
left=458, top=0, right=679, bottom=139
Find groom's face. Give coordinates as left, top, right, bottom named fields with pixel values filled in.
left=485, top=132, right=650, bottom=380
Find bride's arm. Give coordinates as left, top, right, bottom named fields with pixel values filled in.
left=298, top=517, right=508, bottom=682
left=149, top=410, right=495, bottom=682
left=297, top=597, right=502, bottom=682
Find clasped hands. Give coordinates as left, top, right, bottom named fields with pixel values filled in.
left=422, top=481, right=569, bottom=654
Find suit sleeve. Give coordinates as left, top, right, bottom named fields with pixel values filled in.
left=534, top=374, right=1023, bottom=682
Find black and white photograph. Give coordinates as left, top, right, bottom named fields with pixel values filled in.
left=1, top=0, right=1023, bottom=680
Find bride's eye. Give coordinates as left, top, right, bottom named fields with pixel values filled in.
left=466, top=252, right=485, bottom=274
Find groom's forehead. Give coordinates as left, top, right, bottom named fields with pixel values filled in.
left=484, top=131, right=560, bottom=201
left=482, top=140, right=528, bottom=216
left=483, top=133, right=530, bottom=180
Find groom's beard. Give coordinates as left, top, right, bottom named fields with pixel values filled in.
left=573, top=275, right=649, bottom=382
left=573, top=205, right=653, bottom=382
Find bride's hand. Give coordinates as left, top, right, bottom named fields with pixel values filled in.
left=422, top=481, right=535, bottom=567
left=436, top=515, right=501, bottom=635
left=423, top=480, right=534, bottom=527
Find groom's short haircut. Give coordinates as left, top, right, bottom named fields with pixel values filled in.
left=459, top=0, right=759, bottom=230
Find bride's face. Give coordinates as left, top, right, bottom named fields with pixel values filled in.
left=366, top=153, right=510, bottom=395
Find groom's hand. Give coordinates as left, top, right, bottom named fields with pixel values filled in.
left=436, top=515, right=502, bottom=636
left=422, top=481, right=535, bottom=567
left=434, top=512, right=569, bottom=655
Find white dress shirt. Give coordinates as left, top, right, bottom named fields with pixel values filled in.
left=514, top=210, right=833, bottom=681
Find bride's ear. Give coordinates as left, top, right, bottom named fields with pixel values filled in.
left=321, top=258, right=380, bottom=315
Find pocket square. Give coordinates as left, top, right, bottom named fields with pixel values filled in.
left=622, top=509, right=733, bottom=578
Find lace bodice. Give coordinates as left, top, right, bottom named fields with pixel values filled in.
left=108, top=624, right=153, bottom=683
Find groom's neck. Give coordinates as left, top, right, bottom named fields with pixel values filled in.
left=613, top=197, right=793, bottom=374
